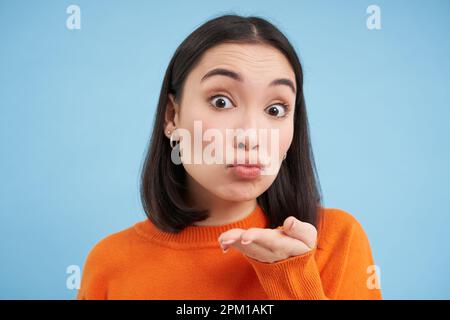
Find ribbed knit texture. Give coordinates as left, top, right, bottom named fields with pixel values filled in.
left=77, top=204, right=382, bottom=300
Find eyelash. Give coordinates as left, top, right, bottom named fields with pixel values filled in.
left=207, top=94, right=292, bottom=119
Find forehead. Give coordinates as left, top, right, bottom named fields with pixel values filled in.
left=191, top=43, right=295, bottom=82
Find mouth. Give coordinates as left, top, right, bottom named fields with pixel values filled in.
left=226, top=161, right=264, bottom=169
left=226, top=164, right=263, bottom=169
left=226, top=162, right=263, bottom=179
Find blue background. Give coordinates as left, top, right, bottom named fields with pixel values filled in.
left=1, top=0, right=449, bottom=299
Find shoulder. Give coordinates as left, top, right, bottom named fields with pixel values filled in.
left=316, top=207, right=370, bottom=250
left=81, top=224, right=138, bottom=275
left=78, top=222, right=150, bottom=299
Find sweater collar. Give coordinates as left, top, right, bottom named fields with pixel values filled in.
left=133, top=204, right=268, bottom=248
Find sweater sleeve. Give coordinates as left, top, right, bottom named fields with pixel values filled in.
left=243, top=215, right=382, bottom=300
left=244, top=245, right=328, bottom=300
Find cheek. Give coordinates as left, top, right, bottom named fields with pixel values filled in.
left=183, top=163, right=222, bottom=185
left=260, top=124, right=293, bottom=166
left=180, top=119, right=231, bottom=163
left=279, top=126, right=294, bottom=155
left=177, top=102, right=225, bottom=149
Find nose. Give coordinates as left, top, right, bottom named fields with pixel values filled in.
left=233, top=133, right=258, bottom=151
left=232, top=111, right=260, bottom=152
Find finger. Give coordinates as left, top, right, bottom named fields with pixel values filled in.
left=240, top=227, right=311, bottom=256
left=282, top=216, right=317, bottom=249
left=218, top=228, right=246, bottom=247
left=230, top=240, right=276, bottom=262
left=239, top=227, right=281, bottom=245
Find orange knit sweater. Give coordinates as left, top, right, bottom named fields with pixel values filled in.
left=77, top=205, right=382, bottom=300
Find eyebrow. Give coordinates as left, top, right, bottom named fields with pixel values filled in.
left=200, top=68, right=296, bottom=94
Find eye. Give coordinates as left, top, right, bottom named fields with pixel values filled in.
left=265, top=103, right=290, bottom=118
left=209, top=95, right=234, bottom=109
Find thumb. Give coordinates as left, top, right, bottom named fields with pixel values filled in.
left=282, top=216, right=317, bottom=249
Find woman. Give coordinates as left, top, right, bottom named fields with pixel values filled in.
left=77, top=14, right=382, bottom=300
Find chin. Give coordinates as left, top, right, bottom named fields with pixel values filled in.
left=214, top=185, right=262, bottom=202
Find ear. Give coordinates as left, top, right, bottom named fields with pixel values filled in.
left=164, top=93, right=180, bottom=138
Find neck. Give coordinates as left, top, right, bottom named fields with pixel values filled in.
left=185, top=176, right=258, bottom=226
left=194, top=199, right=258, bottom=226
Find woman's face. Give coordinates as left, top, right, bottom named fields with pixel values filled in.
left=165, top=43, right=296, bottom=205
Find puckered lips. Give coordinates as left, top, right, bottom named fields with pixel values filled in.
left=226, top=160, right=264, bottom=179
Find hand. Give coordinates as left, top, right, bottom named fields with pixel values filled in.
left=218, top=216, right=317, bottom=263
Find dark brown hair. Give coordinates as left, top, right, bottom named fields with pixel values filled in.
left=140, top=14, right=322, bottom=232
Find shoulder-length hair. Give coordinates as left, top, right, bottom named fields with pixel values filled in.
left=140, top=14, right=322, bottom=233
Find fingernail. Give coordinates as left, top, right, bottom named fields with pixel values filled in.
left=241, top=239, right=252, bottom=245
left=221, top=239, right=236, bottom=246
left=222, top=247, right=229, bottom=253
left=289, top=220, right=296, bottom=231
